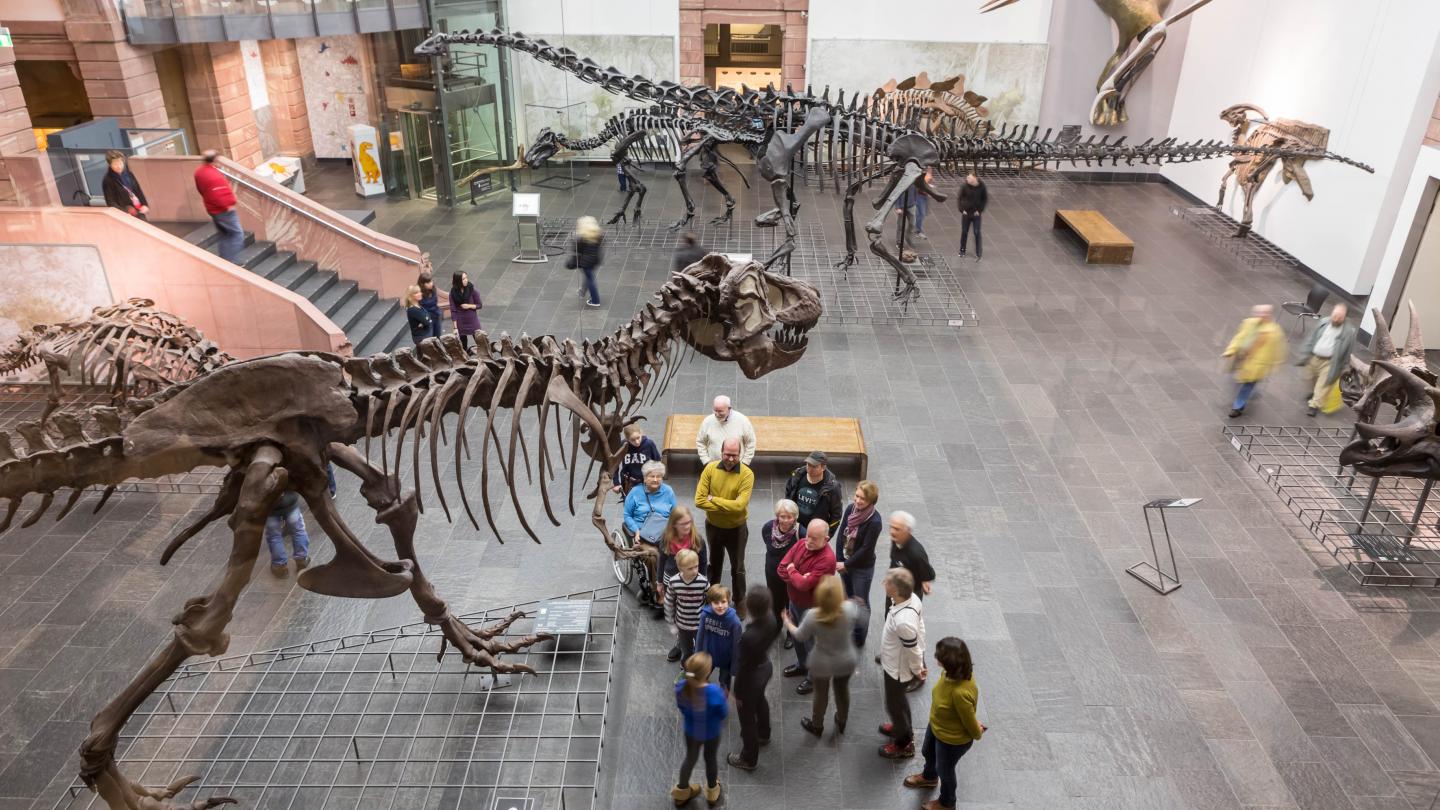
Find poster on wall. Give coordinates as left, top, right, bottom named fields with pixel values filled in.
left=348, top=124, right=384, bottom=197
left=297, top=35, right=374, bottom=159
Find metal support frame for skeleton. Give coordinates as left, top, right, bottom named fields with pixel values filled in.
left=0, top=256, right=820, bottom=808
left=980, top=0, right=1219, bottom=127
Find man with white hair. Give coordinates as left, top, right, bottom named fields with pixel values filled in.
left=695, top=395, right=756, bottom=466
left=886, top=511, right=935, bottom=693
left=1221, top=304, right=1287, bottom=418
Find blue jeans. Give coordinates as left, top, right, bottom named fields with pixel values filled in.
left=210, top=209, right=245, bottom=264
left=921, top=726, right=973, bottom=807
left=264, top=506, right=310, bottom=565
left=791, top=604, right=810, bottom=669
left=581, top=266, right=600, bottom=305
left=841, top=565, right=875, bottom=646
left=1232, top=381, right=1258, bottom=411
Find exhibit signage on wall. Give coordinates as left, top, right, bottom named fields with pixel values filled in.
left=348, top=124, right=384, bottom=197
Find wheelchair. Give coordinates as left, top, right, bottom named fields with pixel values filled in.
left=611, top=523, right=662, bottom=611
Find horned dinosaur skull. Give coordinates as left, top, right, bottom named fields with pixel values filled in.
left=1341, top=301, right=1435, bottom=422
left=1339, top=361, right=1440, bottom=481
left=677, top=254, right=821, bottom=379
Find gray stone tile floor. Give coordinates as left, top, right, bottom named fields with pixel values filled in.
left=4, top=161, right=1440, bottom=809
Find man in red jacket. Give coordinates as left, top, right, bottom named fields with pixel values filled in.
left=194, top=150, right=243, bottom=264
left=778, top=518, right=837, bottom=692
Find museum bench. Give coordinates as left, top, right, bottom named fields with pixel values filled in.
left=1053, top=209, right=1135, bottom=265
left=661, top=414, right=868, bottom=479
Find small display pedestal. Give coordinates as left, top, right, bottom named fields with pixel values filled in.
left=512, top=192, right=545, bottom=263
left=1127, top=497, right=1200, bottom=595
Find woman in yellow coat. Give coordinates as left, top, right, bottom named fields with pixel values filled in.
left=1222, top=304, right=1288, bottom=417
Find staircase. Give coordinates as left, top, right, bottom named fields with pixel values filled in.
left=183, top=224, right=410, bottom=356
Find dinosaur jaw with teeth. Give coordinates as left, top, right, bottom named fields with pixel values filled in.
left=677, top=255, right=822, bottom=380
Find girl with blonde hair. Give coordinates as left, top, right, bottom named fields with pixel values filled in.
left=567, top=215, right=605, bottom=307
left=781, top=574, right=863, bottom=737
left=403, top=284, right=431, bottom=346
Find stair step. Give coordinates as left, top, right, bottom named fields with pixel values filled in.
left=182, top=225, right=255, bottom=252
left=268, top=260, right=317, bottom=291
left=292, top=269, right=338, bottom=301
left=233, top=240, right=276, bottom=269
left=332, top=289, right=379, bottom=333
left=314, top=279, right=359, bottom=317
left=356, top=305, right=409, bottom=356
left=250, top=251, right=297, bottom=281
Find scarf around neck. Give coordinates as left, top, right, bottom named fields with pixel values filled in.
left=768, top=521, right=799, bottom=551
left=843, top=504, right=875, bottom=557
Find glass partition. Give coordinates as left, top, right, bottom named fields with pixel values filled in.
left=424, top=0, right=515, bottom=206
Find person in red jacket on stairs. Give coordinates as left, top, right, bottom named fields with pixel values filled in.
left=194, top=150, right=244, bottom=264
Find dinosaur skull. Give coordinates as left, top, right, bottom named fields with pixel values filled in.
left=678, top=254, right=821, bottom=379
left=524, top=129, right=564, bottom=167
left=1339, top=362, right=1440, bottom=481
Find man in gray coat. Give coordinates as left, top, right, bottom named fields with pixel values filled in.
left=1297, top=303, right=1356, bottom=416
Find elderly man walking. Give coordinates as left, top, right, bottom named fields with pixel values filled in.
left=696, top=395, right=756, bottom=466
left=879, top=568, right=926, bottom=759
left=696, top=437, right=754, bottom=600
left=1222, top=304, right=1287, bottom=418
left=1297, top=303, right=1355, bottom=417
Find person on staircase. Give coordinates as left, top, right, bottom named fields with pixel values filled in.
left=193, top=150, right=243, bottom=264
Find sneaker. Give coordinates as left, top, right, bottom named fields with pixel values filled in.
left=726, top=753, right=756, bottom=771
left=916, top=231, right=928, bottom=239
left=1307, top=407, right=1318, bottom=417
left=270, top=563, right=289, bottom=578
left=293, top=556, right=310, bottom=570
left=796, top=678, right=814, bottom=695
left=667, top=646, right=682, bottom=663
left=586, top=300, right=602, bottom=308
left=782, top=664, right=807, bottom=678
left=880, top=741, right=915, bottom=759
left=879, top=722, right=895, bottom=737
left=783, top=635, right=794, bottom=650
left=1228, top=408, right=1243, bottom=418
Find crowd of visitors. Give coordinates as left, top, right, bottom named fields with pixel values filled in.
left=608, top=394, right=978, bottom=809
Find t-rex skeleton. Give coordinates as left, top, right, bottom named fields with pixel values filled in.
left=418, top=29, right=1374, bottom=304
left=0, top=298, right=233, bottom=423
left=523, top=107, right=759, bottom=228
left=0, top=256, right=820, bottom=809
left=981, top=0, right=1220, bottom=126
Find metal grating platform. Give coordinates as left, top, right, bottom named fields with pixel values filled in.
left=540, top=220, right=979, bottom=329
left=1224, top=425, right=1440, bottom=587
left=1172, top=206, right=1302, bottom=268
left=55, top=586, right=621, bottom=810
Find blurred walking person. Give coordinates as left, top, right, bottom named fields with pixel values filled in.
left=1222, top=304, right=1287, bottom=417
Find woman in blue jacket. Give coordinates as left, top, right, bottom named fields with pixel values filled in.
left=624, top=461, right=677, bottom=538
left=834, top=480, right=883, bottom=647
left=673, top=651, right=727, bottom=806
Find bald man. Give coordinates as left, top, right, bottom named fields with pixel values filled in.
left=696, top=394, right=756, bottom=465
left=696, top=437, right=754, bottom=599
left=1297, top=303, right=1355, bottom=416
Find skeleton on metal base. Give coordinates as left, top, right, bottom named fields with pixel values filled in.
left=0, top=256, right=820, bottom=809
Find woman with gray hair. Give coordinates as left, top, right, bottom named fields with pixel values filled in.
left=762, top=498, right=802, bottom=631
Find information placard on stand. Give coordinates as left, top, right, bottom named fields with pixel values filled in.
left=1127, top=497, right=1200, bottom=595
left=512, top=192, right=545, bottom=263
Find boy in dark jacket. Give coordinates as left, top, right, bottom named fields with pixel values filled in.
left=694, top=585, right=742, bottom=690
left=957, top=173, right=988, bottom=261
left=784, top=451, right=845, bottom=535
left=612, top=423, right=662, bottom=493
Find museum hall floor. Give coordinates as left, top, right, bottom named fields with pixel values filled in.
left=4, top=166, right=1440, bottom=810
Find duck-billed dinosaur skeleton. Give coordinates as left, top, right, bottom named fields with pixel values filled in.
left=0, top=256, right=820, bottom=808
left=420, top=29, right=1373, bottom=303
left=0, top=298, right=233, bottom=423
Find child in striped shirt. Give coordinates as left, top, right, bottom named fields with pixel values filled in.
left=665, top=549, right=710, bottom=665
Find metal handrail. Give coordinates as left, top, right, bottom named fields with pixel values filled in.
left=218, top=166, right=421, bottom=265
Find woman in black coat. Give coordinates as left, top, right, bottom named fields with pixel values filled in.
left=101, top=150, right=149, bottom=221
left=568, top=215, right=604, bottom=307
left=834, top=479, right=883, bottom=647
left=727, top=586, right=780, bottom=771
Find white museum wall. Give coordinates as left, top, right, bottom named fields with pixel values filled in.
left=807, top=0, right=1052, bottom=44
left=1360, top=144, right=1440, bottom=336
left=1037, top=0, right=1191, bottom=150
left=502, top=0, right=679, bottom=158
left=1162, top=0, right=1440, bottom=294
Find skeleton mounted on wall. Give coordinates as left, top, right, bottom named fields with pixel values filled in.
left=1216, top=103, right=1335, bottom=237
left=0, top=256, right=821, bottom=808
left=980, top=0, right=1219, bottom=126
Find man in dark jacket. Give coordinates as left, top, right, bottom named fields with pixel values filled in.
left=672, top=232, right=708, bottom=272
left=783, top=451, right=844, bottom=535
left=957, top=172, right=988, bottom=261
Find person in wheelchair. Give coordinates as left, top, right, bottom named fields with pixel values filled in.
left=621, top=461, right=676, bottom=612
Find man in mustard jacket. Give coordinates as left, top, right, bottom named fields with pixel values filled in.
left=696, top=437, right=754, bottom=599
left=1222, top=304, right=1288, bottom=418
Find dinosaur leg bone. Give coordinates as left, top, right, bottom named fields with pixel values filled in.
left=835, top=164, right=900, bottom=273
left=863, top=162, right=924, bottom=301
left=80, top=445, right=290, bottom=810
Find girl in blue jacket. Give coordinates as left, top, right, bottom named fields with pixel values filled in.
left=673, top=652, right=727, bottom=806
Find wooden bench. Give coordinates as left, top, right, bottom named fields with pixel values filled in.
left=1053, top=209, right=1135, bottom=265
left=661, top=414, right=868, bottom=479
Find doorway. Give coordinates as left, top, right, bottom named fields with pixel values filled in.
left=395, top=109, right=440, bottom=199
left=704, top=23, right=783, bottom=92
left=1389, top=186, right=1440, bottom=353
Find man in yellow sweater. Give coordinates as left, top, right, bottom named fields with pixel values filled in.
left=695, top=437, right=754, bottom=601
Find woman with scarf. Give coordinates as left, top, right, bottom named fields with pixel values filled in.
left=448, top=271, right=483, bottom=353
left=101, top=150, right=149, bottom=221
left=762, top=499, right=801, bottom=644
left=834, top=480, right=883, bottom=647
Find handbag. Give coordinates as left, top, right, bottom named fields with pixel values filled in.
left=637, top=491, right=667, bottom=544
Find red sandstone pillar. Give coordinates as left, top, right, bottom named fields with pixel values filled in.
left=181, top=42, right=262, bottom=168
left=260, top=39, right=314, bottom=158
